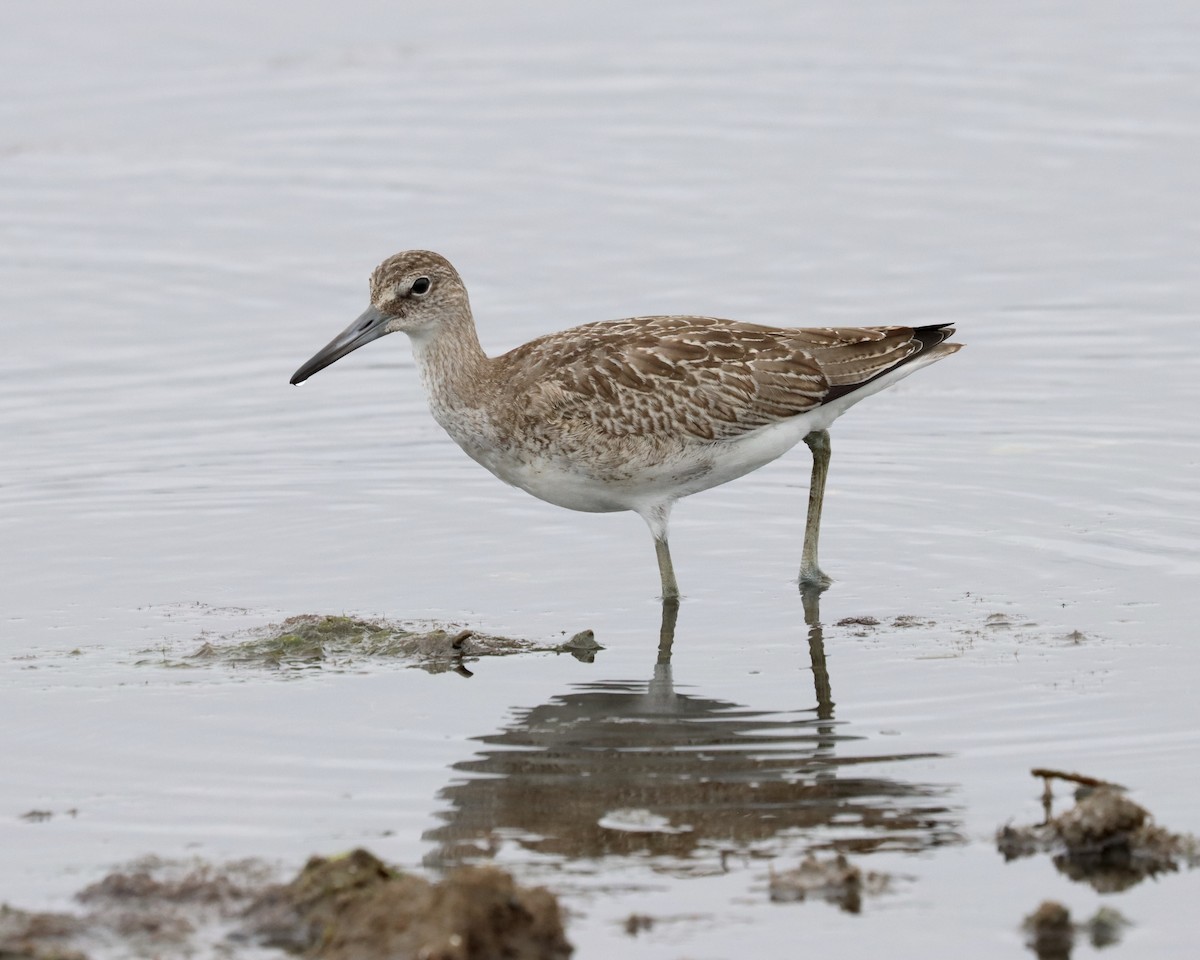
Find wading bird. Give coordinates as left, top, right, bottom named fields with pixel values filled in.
left=291, top=251, right=960, bottom=600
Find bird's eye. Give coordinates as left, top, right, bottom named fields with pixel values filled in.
left=411, top=277, right=431, bottom=296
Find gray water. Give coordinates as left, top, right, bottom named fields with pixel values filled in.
left=3, top=1, right=1199, bottom=956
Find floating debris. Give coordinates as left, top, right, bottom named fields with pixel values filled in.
left=834, top=616, right=880, bottom=627
left=141, top=614, right=581, bottom=674
left=1022, top=900, right=1131, bottom=959
left=891, top=615, right=935, bottom=628
left=0, top=849, right=571, bottom=960
left=767, top=853, right=890, bottom=914
left=998, top=771, right=1200, bottom=892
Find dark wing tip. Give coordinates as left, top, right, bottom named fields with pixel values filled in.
left=912, top=322, right=957, bottom=349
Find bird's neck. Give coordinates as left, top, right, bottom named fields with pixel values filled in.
left=408, top=308, right=491, bottom=415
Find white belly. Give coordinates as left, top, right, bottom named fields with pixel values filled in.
left=450, top=407, right=829, bottom=515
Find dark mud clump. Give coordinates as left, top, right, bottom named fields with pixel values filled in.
left=238, top=848, right=572, bottom=959
left=150, top=613, right=572, bottom=673
left=1022, top=900, right=1131, bottom=959
left=0, top=849, right=571, bottom=960
left=998, top=772, right=1200, bottom=892
left=555, top=629, right=604, bottom=662
left=623, top=913, right=654, bottom=935
left=1023, top=900, right=1073, bottom=960
left=767, top=853, right=890, bottom=914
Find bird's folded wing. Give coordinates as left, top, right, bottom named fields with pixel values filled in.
left=504, top=318, right=931, bottom=442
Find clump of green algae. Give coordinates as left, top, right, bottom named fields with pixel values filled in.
left=217, top=615, right=470, bottom=664
left=160, top=614, right=558, bottom=673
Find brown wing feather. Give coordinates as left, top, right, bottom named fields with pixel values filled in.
left=497, top=317, right=953, bottom=442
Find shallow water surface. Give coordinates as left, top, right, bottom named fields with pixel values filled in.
left=3, top=1, right=1199, bottom=957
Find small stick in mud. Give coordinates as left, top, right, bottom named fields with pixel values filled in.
left=1031, top=769, right=1126, bottom=791
left=1031, top=768, right=1126, bottom=823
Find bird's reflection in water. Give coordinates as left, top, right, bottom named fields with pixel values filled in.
left=424, top=591, right=962, bottom=875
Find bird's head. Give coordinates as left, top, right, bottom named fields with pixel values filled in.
left=290, top=250, right=468, bottom=385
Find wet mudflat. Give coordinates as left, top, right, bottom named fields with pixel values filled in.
left=3, top=1, right=1200, bottom=957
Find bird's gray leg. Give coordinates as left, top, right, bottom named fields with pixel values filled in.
left=641, top=501, right=681, bottom=601
left=800, top=429, right=833, bottom=589
left=655, top=536, right=681, bottom=602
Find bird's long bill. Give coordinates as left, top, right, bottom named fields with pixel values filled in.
left=290, top=305, right=391, bottom=385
